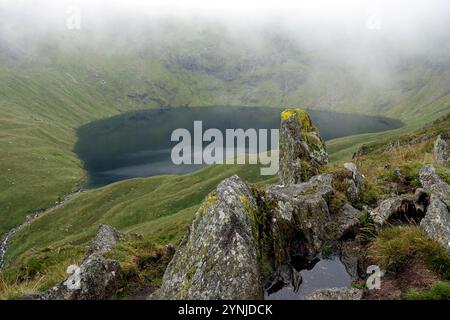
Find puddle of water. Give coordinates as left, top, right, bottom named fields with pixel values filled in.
left=265, top=257, right=352, bottom=300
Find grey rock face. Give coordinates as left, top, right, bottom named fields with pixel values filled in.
left=266, top=174, right=334, bottom=266
left=305, top=287, right=363, bottom=300
left=370, top=197, right=404, bottom=226
left=344, top=163, right=364, bottom=203
left=152, top=175, right=261, bottom=300
left=370, top=194, right=427, bottom=227
left=279, top=109, right=328, bottom=185
left=86, top=224, right=125, bottom=257
left=434, top=134, right=449, bottom=165
left=332, top=204, right=360, bottom=240
left=22, top=225, right=123, bottom=300
left=28, top=256, right=121, bottom=300
left=419, top=165, right=450, bottom=205
left=341, top=241, right=361, bottom=280
left=420, top=195, right=450, bottom=253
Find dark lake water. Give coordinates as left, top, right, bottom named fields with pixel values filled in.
left=75, top=106, right=402, bottom=188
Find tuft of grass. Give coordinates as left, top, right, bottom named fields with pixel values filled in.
left=369, top=226, right=450, bottom=278
left=0, top=246, right=84, bottom=300
left=106, top=238, right=172, bottom=298
left=405, top=281, right=450, bottom=300
left=329, top=191, right=348, bottom=214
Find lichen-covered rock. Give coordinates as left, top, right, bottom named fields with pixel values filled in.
left=420, top=195, right=450, bottom=253
left=419, top=165, right=450, bottom=206
left=332, top=204, right=360, bottom=240
left=86, top=224, right=125, bottom=257
left=343, top=163, right=364, bottom=203
left=22, top=225, right=123, bottom=300
left=434, top=134, right=449, bottom=165
left=25, top=256, right=121, bottom=300
left=266, top=174, right=334, bottom=266
left=152, top=175, right=261, bottom=300
left=305, top=287, right=363, bottom=300
left=279, top=109, right=328, bottom=185
left=370, top=194, right=427, bottom=227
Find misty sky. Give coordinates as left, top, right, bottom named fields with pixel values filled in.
left=1, top=0, right=449, bottom=66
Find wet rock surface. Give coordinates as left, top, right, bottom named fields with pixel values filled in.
left=151, top=175, right=261, bottom=300
left=279, top=109, right=328, bottom=185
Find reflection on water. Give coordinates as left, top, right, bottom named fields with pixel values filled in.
left=265, top=257, right=352, bottom=300
left=75, top=106, right=403, bottom=188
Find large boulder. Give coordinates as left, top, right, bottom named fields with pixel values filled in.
left=266, top=174, right=334, bottom=266
left=279, top=109, right=328, bottom=185
left=152, top=175, right=261, bottom=300
left=420, top=195, right=450, bottom=253
left=28, top=256, right=121, bottom=300
left=434, top=134, right=449, bottom=165
left=22, top=225, right=123, bottom=300
left=419, top=165, right=450, bottom=206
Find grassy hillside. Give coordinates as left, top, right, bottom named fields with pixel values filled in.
left=0, top=25, right=449, bottom=263
left=1, top=111, right=448, bottom=300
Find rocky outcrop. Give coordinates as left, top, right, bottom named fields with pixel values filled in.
left=343, top=163, right=364, bottom=203
left=434, top=134, right=449, bottom=165
left=420, top=195, right=450, bottom=253
left=305, top=287, right=363, bottom=300
left=419, top=165, right=450, bottom=206
left=266, top=174, right=334, bottom=266
left=86, top=224, right=125, bottom=257
left=279, top=109, right=328, bottom=185
left=22, top=225, right=123, bottom=300
left=152, top=175, right=261, bottom=300
left=332, top=204, right=361, bottom=240
left=370, top=190, right=429, bottom=227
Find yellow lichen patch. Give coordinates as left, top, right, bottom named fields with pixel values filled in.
left=206, top=194, right=218, bottom=206
left=240, top=194, right=253, bottom=215
left=281, top=108, right=316, bottom=132
left=199, top=193, right=218, bottom=217
left=281, top=110, right=295, bottom=121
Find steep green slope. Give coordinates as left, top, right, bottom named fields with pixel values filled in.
left=1, top=25, right=449, bottom=242
left=3, top=163, right=277, bottom=270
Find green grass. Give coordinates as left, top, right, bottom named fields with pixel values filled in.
left=3, top=163, right=277, bottom=270
left=369, top=226, right=450, bottom=278
left=1, top=26, right=450, bottom=297
left=406, top=282, right=450, bottom=300
left=2, top=30, right=450, bottom=235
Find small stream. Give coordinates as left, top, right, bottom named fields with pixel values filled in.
left=265, top=256, right=352, bottom=300
left=0, top=190, right=82, bottom=271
